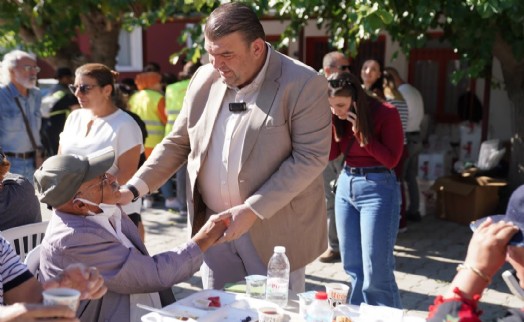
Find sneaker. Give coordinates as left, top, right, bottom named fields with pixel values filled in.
left=318, top=249, right=341, bottom=263
left=406, top=211, right=422, bottom=222
left=398, top=226, right=408, bottom=234
left=165, top=198, right=182, bottom=210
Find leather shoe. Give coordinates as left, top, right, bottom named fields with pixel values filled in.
left=318, top=249, right=341, bottom=263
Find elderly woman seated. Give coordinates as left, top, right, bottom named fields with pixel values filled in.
left=0, top=147, right=41, bottom=230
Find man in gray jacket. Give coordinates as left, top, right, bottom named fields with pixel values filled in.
left=34, top=148, right=226, bottom=322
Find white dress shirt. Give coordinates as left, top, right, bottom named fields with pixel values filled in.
left=198, top=49, right=271, bottom=216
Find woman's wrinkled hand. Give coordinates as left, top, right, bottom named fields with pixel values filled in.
left=464, top=217, right=519, bottom=278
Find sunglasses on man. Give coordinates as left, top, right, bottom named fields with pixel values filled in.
left=335, top=65, right=351, bottom=71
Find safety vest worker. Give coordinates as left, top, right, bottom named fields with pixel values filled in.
left=164, top=79, right=190, bottom=135
left=128, top=77, right=166, bottom=158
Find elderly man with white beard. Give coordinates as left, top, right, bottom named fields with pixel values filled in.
left=0, top=50, right=43, bottom=182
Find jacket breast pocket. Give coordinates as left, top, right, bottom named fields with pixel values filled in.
left=0, top=106, right=23, bottom=132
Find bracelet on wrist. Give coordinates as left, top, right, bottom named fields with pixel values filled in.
left=457, top=263, right=491, bottom=284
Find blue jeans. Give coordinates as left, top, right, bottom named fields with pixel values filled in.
left=334, top=167, right=402, bottom=308
left=8, top=157, right=35, bottom=183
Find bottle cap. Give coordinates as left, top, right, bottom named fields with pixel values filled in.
left=274, top=246, right=286, bottom=253
left=315, top=291, right=328, bottom=300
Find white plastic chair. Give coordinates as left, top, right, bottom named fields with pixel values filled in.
left=1, top=221, right=49, bottom=262
left=24, top=244, right=41, bottom=277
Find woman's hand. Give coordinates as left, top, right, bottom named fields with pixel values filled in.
left=464, top=217, right=518, bottom=277
left=346, top=110, right=357, bottom=133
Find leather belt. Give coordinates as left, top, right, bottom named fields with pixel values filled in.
left=345, top=166, right=390, bottom=175
left=406, top=131, right=420, bottom=136
left=4, top=151, right=35, bottom=159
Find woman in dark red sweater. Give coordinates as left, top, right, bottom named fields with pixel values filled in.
left=328, top=72, right=404, bottom=308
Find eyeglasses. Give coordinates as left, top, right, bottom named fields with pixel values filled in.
left=81, top=173, right=110, bottom=193
left=68, top=84, right=99, bottom=95
left=335, top=65, right=351, bottom=71
left=328, top=79, right=354, bottom=90
left=19, top=65, right=41, bottom=73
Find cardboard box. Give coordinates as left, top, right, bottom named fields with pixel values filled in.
left=432, top=175, right=507, bottom=225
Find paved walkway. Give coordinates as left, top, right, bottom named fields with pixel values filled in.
left=138, top=203, right=521, bottom=320
left=41, top=201, right=521, bottom=320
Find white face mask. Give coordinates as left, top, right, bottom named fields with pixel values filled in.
left=74, top=197, right=121, bottom=220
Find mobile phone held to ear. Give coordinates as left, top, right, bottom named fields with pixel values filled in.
left=349, top=103, right=356, bottom=114
left=502, top=269, right=524, bottom=300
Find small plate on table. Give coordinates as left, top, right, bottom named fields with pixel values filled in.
left=176, top=289, right=238, bottom=311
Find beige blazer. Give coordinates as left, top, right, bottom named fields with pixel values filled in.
left=136, top=48, right=331, bottom=270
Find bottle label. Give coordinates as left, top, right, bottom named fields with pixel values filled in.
left=266, top=278, right=288, bottom=294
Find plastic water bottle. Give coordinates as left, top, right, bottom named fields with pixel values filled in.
left=265, top=246, right=290, bottom=307
left=307, top=291, right=332, bottom=322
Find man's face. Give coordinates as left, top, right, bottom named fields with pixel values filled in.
left=12, top=57, right=39, bottom=89
left=325, top=56, right=350, bottom=77
left=205, top=32, right=265, bottom=88
left=76, top=173, right=120, bottom=206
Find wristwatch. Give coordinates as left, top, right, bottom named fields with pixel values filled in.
left=124, top=184, right=140, bottom=202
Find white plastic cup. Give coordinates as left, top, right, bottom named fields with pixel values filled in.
left=42, top=287, right=81, bottom=312
left=297, top=290, right=316, bottom=319
left=257, top=306, right=283, bottom=322
left=245, top=274, right=267, bottom=299
left=324, top=283, right=350, bottom=308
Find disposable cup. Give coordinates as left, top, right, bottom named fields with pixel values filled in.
left=42, top=287, right=81, bottom=312
left=297, top=290, right=316, bottom=319
left=257, top=306, right=283, bottom=322
left=325, top=283, right=350, bottom=308
left=245, top=274, right=267, bottom=299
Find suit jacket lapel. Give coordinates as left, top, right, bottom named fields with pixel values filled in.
left=241, top=49, right=282, bottom=167
left=198, top=79, right=228, bottom=161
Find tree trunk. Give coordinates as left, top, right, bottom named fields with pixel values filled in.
left=508, top=89, right=524, bottom=189
left=80, top=9, right=122, bottom=69
left=493, top=34, right=524, bottom=190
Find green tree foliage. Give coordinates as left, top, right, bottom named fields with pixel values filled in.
left=0, top=0, right=215, bottom=68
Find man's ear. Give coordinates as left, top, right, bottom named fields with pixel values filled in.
left=72, top=198, right=86, bottom=210
left=251, top=38, right=266, bottom=59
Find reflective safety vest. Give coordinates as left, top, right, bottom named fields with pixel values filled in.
left=41, top=90, right=68, bottom=118
left=164, top=79, right=190, bottom=135
left=128, top=89, right=165, bottom=149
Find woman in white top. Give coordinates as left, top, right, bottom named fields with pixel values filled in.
left=59, top=63, right=145, bottom=239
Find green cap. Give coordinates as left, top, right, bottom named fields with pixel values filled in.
left=34, top=148, right=115, bottom=208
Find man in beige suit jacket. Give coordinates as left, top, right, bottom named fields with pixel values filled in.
left=121, top=3, right=331, bottom=292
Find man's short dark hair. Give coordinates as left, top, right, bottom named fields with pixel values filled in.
left=204, top=2, right=265, bottom=44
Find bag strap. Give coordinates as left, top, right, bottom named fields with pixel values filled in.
left=339, top=136, right=356, bottom=168
left=14, top=97, right=39, bottom=151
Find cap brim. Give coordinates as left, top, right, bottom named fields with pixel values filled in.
left=83, top=147, right=115, bottom=182
left=470, top=215, right=524, bottom=247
